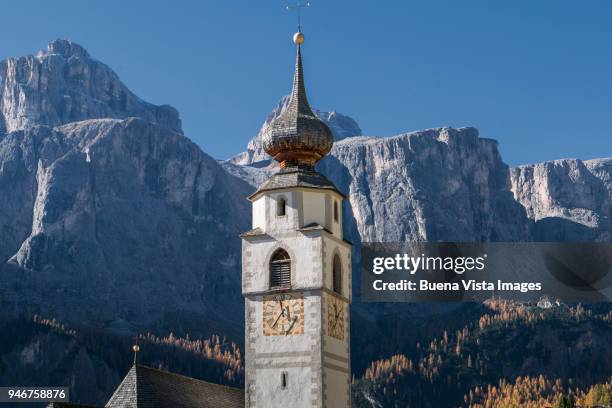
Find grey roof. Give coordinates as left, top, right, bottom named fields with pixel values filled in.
left=105, top=365, right=244, bottom=408
left=249, top=164, right=344, bottom=199
left=261, top=45, right=333, bottom=165
left=299, top=222, right=328, bottom=232
left=239, top=227, right=268, bottom=238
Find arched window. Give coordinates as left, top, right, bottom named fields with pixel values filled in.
left=333, top=201, right=339, bottom=222
left=277, top=197, right=287, bottom=217
left=270, top=249, right=291, bottom=289
left=332, top=254, right=342, bottom=294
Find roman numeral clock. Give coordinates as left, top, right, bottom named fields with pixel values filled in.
left=263, top=294, right=305, bottom=336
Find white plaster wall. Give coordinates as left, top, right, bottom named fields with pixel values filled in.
left=324, top=337, right=349, bottom=360
left=302, top=191, right=344, bottom=240
left=266, top=191, right=299, bottom=232
left=253, top=189, right=344, bottom=239
left=252, top=196, right=266, bottom=230
left=323, top=366, right=350, bottom=408
left=254, top=365, right=313, bottom=408
left=302, top=191, right=326, bottom=229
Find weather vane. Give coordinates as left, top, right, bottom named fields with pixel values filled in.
left=286, top=1, right=310, bottom=32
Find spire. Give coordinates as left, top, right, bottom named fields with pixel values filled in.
left=262, top=32, right=333, bottom=167
left=289, top=42, right=316, bottom=120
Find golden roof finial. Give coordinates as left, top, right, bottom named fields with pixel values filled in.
left=293, top=32, right=305, bottom=45
left=132, top=343, right=140, bottom=365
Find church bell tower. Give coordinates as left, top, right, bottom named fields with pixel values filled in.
left=240, top=30, right=352, bottom=408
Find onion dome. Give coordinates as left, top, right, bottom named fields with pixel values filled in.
left=262, top=32, right=333, bottom=167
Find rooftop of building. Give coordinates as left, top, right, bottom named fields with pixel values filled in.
left=249, top=163, right=344, bottom=200
left=103, top=364, right=244, bottom=408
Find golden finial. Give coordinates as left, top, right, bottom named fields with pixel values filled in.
left=293, top=32, right=305, bottom=45
left=132, top=344, right=140, bottom=364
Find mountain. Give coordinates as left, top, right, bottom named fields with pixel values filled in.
left=510, top=158, right=612, bottom=241
left=319, top=127, right=531, bottom=242
left=0, top=39, right=180, bottom=134
left=229, top=94, right=362, bottom=165
left=0, top=40, right=252, bottom=339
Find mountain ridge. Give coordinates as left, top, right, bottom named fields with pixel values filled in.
left=0, top=39, right=181, bottom=135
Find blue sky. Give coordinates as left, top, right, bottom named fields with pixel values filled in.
left=1, top=0, right=610, bottom=165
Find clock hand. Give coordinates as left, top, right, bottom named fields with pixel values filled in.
left=286, top=316, right=298, bottom=334
left=272, top=309, right=284, bottom=328
left=284, top=305, right=291, bottom=320
left=271, top=300, right=289, bottom=328
left=334, top=302, right=343, bottom=320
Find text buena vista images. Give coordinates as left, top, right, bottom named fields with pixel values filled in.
left=371, top=253, right=542, bottom=293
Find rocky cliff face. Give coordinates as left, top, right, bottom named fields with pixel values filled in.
left=229, top=95, right=361, bottom=165
left=319, top=127, right=531, bottom=242
left=0, top=39, right=181, bottom=134
left=0, top=41, right=252, bottom=338
left=0, top=117, right=252, bottom=337
left=510, top=158, right=612, bottom=241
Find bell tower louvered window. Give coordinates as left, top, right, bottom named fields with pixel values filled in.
left=270, top=249, right=291, bottom=289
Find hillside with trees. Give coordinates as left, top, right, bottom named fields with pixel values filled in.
left=0, top=315, right=243, bottom=405
left=352, top=300, right=612, bottom=407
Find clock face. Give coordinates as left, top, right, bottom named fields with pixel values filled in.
left=263, top=293, right=304, bottom=336
left=327, top=295, right=345, bottom=340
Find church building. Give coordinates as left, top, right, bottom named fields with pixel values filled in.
left=47, top=28, right=351, bottom=408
